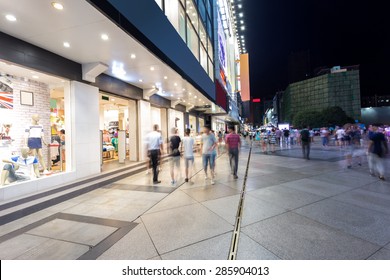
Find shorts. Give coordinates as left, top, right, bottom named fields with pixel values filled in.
left=185, top=156, right=194, bottom=169
left=170, top=156, right=180, bottom=168
left=28, top=137, right=42, bottom=149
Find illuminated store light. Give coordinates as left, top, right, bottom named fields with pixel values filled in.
left=51, top=2, right=64, bottom=10
left=101, top=34, right=109, bottom=41
left=5, top=15, right=16, bottom=21
left=63, top=42, right=70, bottom=48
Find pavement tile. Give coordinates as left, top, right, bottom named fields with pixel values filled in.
left=161, top=233, right=231, bottom=260
left=367, top=248, right=390, bottom=260
left=242, top=212, right=379, bottom=260
left=15, top=238, right=89, bottom=260
left=98, top=221, right=157, bottom=260
left=27, top=219, right=117, bottom=246
left=247, top=185, right=325, bottom=210
left=333, top=189, right=390, bottom=215
left=279, top=178, right=354, bottom=197
left=0, top=234, right=49, bottom=259
left=236, top=233, right=280, bottom=260
left=145, top=190, right=198, bottom=214
left=295, top=199, right=390, bottom=246
left=182, top=184, right=240, bottom=203
left=141, top=204, right=233, bottom=254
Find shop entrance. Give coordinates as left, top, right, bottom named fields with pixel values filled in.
left=99, top=93, right=132, bottom=167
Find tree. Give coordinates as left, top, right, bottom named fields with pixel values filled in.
left=293, top=110, right=323, bottom=128
left=320, top=106, right=354, bottom=127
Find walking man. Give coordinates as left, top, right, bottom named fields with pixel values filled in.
left=182, top=128, right=194, bottom=183
left=201, top=126, right=217, bottom=185
left=300, top=125, right=311, bottom=160
left=146, top=124, right=163, bottom=184
left=225, top=126, right=241, bottom=179
left=169, top=128, right=181, bottom=185
left=368, top=124, right=388, bottom=180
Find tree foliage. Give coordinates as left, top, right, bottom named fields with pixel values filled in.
left=292, top=106, right=354, bottom=128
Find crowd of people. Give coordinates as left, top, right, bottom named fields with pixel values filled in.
left=145, top=125, right=241, bottom=186
left=143, top=122, right=389, bottom=186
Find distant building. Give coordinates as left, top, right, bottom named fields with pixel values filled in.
left=361, top=95, right=390, bottom=108
left=280, top=65, right=361, bottom=123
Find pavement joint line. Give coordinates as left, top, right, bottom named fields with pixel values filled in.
left=228, top=141, right=253, bottom=260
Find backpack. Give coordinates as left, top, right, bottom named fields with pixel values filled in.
left=301, top=129, right=310, bottom=142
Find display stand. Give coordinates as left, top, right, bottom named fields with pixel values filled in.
left=118, top=130, right=126, bottom=164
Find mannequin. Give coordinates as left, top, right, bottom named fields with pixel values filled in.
left=25, top=114, right=48, bottom=174
left=1, top=147, right=40, bottom=186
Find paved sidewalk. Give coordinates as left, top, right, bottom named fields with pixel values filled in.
left=0, top=140, right=390, bottom=260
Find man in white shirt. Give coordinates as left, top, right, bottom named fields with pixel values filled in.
left=182, top=128, right=194, bottom=183
left=1, top=147, right=40, bottom=186
left=201, top=126, right=217, bottom=185
left=146, top=124, right=163, bottom=184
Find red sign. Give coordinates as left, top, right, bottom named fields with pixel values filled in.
left=253, top=98, right=261, bottom=103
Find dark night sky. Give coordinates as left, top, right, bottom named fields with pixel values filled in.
left=242, top=0, right=390, bottom=99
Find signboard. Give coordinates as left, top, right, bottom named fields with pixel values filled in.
left=0, top=81, right=13, bottom=109
left=217, top=11, right=227, bottom=80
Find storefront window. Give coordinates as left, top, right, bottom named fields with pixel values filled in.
left=0, top=62, right=70, bottom=187
left=187, top=20, right=199, bottom=60
left=179, top=5, right=186, bottom=42
left=198, top=0, right=207, bottom=25
left=207, top=37, right=214, bottom=62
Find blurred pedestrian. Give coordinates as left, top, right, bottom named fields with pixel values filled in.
left=182, top=128, right=194, bottom=183
left=225, top=126, right=241, bottom=179
left=169, top=128, right=181, bottom=185
left=368, top=124, right=388, bottom=180
left=146, top=124, right=163, bottom=184
left=300, top=125, right=311, bottom=160
left=201, top=126, right=217, bottom=185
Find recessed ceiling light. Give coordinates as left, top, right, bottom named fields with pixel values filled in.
left=194, top=96, right=197, bottom=98
left=51, top=2, right=64, bottom=10
left=164, top=76, right=168, bottom=79
left=111, top=98, right=115, bottom=101
left=5, top=15, right=16, bottom=22
left=139, top=79, right=143, bottom=82
left=130, top=54, right=136, bottom=59
left=170, top=94, right=173, bottom=97
left=32, top=75, right=39, bottom=79
left=101, top=34, right=109, bottom=41
left=63, top=42, right=70, bottom=48
left=189, top=92, right=192, bottom=95
left=174, top=83, right=178, bottom=86
left=150, top=66, right=155, bottom=71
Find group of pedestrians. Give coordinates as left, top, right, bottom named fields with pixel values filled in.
left=145, top=124, right=241, bottom=185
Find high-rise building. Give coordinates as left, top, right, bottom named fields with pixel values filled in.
left=280, top=66, right=361, bottom=123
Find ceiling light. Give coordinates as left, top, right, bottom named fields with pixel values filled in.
left=51, top=2, right=64, bottom=10
left=139, top=79, right=143, bottom=82
left=150, top=66, right=155, bottom=71
left=182, top=88, right=185, bottom=91
left=101, top=34, right=109, bottom=41
left=170, top=94, right=173, bottom=97
left=111, top=98, right=115, bottom=101
left=240, top=20, right=244, bottom=24
left=32, top=75, right=39, bottom=79
left=239, top=13, right=243, bottom=18
left=130, top=54, right=136, bottom=59
left=5, top=15, right=17, bottom=22
left=238, top=4, right=242, bottom=8
left=189, top=92, right=192, bottom=95
left=174, top=83, right=178, bottom=86
left=194, top=96, right=197, bottom=98
left=164, top=76, right=168, bottom=79
left=63, top=42, right=70, bottom=48
left=241, top=26, right=245, bottom=30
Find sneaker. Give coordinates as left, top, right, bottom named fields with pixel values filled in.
left=233, top=175, right=238, bottom=179
left=347, top=165, right=352, bottom=169
left=153, top=180, right=161, bottom=184
left=205, top=174, right=209, bottom=180
left=171, top=180, right=176, bottom=185
left=379, top=176, right=385, bottom=181
left=146, top=169, right=150, bottom=175
left=43, top=169, right=50, bottom=175
left=211, top=180, right=215, bottom=185
left=185, top=178, right=189, bottom=183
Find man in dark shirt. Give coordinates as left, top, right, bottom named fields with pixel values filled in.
left=300, top=126, right=311, bottom=160
left=169, top=128, right=181, bottom=185
left=368, top=125, right=388, bottom=180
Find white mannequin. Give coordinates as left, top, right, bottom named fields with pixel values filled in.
left=25, top=114, right=48, bottom=173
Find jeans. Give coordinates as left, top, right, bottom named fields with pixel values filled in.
left=301, top=142, right=310, bottom=159
left=149, top=150, right=160, bottom=182
left=202, top=153, right=216, bottom=174
left=368, top=153, right=385, bottom=177
left=322, top=137, right=328, bottom=146
left=2, top=164, right=29, bottom=182
left=229, top=148, right=239, bottom=176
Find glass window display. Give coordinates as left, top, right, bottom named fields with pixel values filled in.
left=0, top=61, right=70, bottom=187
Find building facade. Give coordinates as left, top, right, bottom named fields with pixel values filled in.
left=280, top=66, right=361, bottom=123
left=0, top=0, right=250, bottom=200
